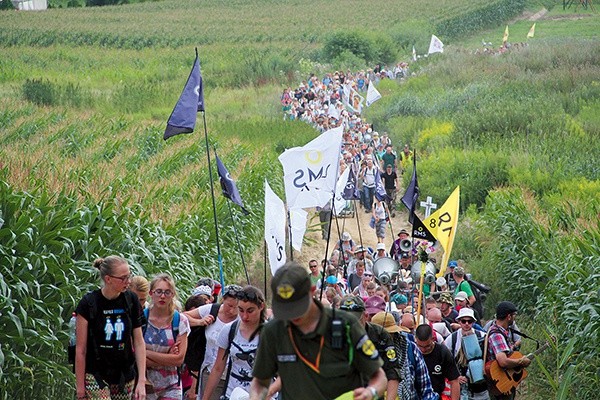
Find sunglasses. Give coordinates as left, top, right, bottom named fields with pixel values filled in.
left=153, top=289, right=174, bottom=297
left=222, top=285, right=243, bottom=298
left=309, top=264, right=318, bottom=268
left=459, top=319, right=474, bottom=324
left=236, top=291, right=261, bottom=302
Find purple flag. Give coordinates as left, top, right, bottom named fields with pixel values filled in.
left=164, top=49, right=205, bottom=140
left=216, top=154, right=248, bottom=215
left=342, top=165, right=360, bottom=200
left=401, top=151, right=419, bottom=223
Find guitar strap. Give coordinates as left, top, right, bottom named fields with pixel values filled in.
left=509, top=327, right=540, bottom=348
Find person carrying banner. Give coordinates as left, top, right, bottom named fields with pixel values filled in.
left=250, top=262, right=387, bottom=400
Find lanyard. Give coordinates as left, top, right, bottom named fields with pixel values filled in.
left=288, top=326, right=325, bottom=374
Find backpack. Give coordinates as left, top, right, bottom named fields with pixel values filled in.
left=184, top=303, right=220, bottom=373
left=68, top=290, right=136, bottom=367
left=458, top=280, right=484, bottom=318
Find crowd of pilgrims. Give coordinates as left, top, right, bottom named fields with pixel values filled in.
left=74, top=66, right=522, bottom=400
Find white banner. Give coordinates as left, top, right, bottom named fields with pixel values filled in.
left=289, top=208, right=308, bottom=252
left=428, top=34, right=444, bottom=54
left=342, top=84, right=364, bottom=114
left=264, top=180, right=287, bottom=274
left=278, top=125, right=343, bottom=209
left=334, top=166, right=350, bottom=216
left=366, top=81, right=382, bottom=107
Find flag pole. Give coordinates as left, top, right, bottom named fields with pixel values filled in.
left=263, top=241, right=268, bottom=297
left=332, top=203, right=348, bottom=279
left=201, top=112, right=225, bottom=289
left=319, top=196, right=336, bottom=301
left=354, top=199, right=364, bottom=250
left=287, top=210, right=293, bottom=261
left=226, top=200, right=250, bottom=285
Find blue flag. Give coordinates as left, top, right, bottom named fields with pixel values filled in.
left=216, top=154, right=248, bottom=215
left=401, top=152, right=419, bottom=223
left=374, top=167, right=390, bottom=202
left=342, top=165, right=360, bottom=200
left=164, top=49, right=205, bottom=140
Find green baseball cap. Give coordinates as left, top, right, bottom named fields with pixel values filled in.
left=271, top=262, right=312, bottom=320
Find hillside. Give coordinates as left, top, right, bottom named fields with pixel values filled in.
left=1, top=0, right=599, bottom=398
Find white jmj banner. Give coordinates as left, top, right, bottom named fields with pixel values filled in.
left=264, top=180, right=287, bottom=274
left=278, top=125, right=343, bottom=209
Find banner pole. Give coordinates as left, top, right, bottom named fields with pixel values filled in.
left=227, top=200, right=250, bottom=285
left=201, top=112, right=225, bottom=289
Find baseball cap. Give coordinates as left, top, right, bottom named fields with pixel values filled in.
left=339, top=295, right=365, bottom=313
left=453, top=266, right=465, bottom=277
left=192, top=285, right=212, bottom=297
left=365, top=295, right=386, bottom=315
left=496, top=301, right=518, bottom=319
left=371, top=312, right=401, bottom=333
left=270, top=262, right=312, bottom=320
left=448, top=260, right=458, bottom=268
left=455, top=291, right=468, bottom=302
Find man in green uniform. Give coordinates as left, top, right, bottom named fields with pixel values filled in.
left=250, top=262, right=387, bottom=400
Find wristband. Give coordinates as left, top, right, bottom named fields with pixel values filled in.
left=367, top=386, right=378, bottom=400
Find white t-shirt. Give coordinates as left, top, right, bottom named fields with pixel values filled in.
left=217, top=321, right=259, bottom=397
left=197, top=303, right=238, bottom=373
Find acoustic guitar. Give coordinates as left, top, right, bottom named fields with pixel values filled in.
left=485, top=341, right=551, bottom=395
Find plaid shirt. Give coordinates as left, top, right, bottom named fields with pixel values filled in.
left=397, top=333, right=439, bottom=400
left=486, top=323, right=513, bottom=362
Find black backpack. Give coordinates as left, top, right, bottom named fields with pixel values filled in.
left=184, top=303, right=220, bottom=372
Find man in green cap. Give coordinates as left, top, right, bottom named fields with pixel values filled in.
left=250, top=262, right=387, bottom=400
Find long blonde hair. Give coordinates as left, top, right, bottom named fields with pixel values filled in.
left=149, top=273, right=179, bottom=318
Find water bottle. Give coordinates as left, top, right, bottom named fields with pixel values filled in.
left=68, top=312, right=77, bottom=347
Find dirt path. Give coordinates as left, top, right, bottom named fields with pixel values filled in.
left=294, top=195, right=412, bottom=268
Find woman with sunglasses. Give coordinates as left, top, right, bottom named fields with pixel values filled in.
left=75, top=256, right=146, bottom=400
left=202, top=286, right=272, bottom=400
left=144, top=273, right=190, bottom=400
left=184, top=284, right=241, bottom=400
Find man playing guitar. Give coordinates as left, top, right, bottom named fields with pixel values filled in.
left=485, top=301, right=531, bottom=400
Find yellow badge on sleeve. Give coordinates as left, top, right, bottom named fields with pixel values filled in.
left=362, top=339, right=376, bottom=357
left=386, top=347, right=397, bottom=361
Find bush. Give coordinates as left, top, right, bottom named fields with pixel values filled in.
left=323, top=30, right=397, bottom=66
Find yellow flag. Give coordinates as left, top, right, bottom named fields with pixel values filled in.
left=424, top=186, right=460, bottom=277
left=503, top=25, right=509, bottom=43
left=527, top=23, right=536, bottom=38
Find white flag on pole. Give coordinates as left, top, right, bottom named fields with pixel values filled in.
left=264, top=180, right=287, bottom=274
left=289, top=207, right=308, bottom=251
left=278, top=125, right=343, bottom=209
left=334, top=166, right=350, bottom=216
left=428, top=34, right=444, bottom=54
left=366, top=81, right=382, bottom=107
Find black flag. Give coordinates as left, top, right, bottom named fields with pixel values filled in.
left=216, top=155, right=249, bottom=215
left=411, top=212, right=436, bottom=242
left=401, top=151, right=419, bottom=223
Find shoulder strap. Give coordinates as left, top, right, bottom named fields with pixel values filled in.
left=451, top=331, right=458, bottom=356
left=172, top=311, right=180, bottom=341
left=142, top=308, right=149, bottom=335
left=483, top=329, right=492, bottom=366
left=209, top=303, right=220, bottom=319
left=222, top=320, right=240, bottom=398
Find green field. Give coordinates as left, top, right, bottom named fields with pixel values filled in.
left=0, top=0, right=599, bottom=398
